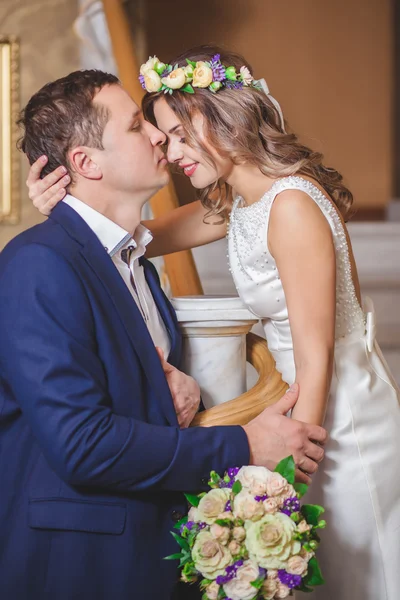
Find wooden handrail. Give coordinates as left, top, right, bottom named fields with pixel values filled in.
left=191, top=333, right=288, bottom=427
left=101, top=0, right=203, bottom=296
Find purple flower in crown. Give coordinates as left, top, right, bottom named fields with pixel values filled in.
left=278, top=569, right=302, bottom=589
left=139, top=74, right=146, bottom=90
left=224, top=80, right=244, bottom=90
left=210, top=53, right=226, bottom=82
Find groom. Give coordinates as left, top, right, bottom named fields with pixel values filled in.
left=0, top=70, right=326, bottom=600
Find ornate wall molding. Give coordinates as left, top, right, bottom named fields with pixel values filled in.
left=0, top=34, right=20, bottom=224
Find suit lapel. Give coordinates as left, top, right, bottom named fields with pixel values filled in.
left=49, top=203, right=178, bottom=425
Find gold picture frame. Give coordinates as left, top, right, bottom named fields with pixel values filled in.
left=0, top=35, right=20, bottom=224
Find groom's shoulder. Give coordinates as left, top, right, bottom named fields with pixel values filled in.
left=0, top=218, right=80, bottom=273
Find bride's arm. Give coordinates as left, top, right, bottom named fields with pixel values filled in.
left=26, top=157, right=227, bottom=257
left=143, top=200, right=226, bottom=258
left=269, top=189, right=336, bottom=426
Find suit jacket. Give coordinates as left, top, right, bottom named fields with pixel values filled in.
left=0, top=202, right=249, bottom=600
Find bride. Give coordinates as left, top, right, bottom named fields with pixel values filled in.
left=26, top=46, right=400, bottom=600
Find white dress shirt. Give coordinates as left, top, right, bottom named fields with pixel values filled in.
left=63, top=194, right=171, bottom=357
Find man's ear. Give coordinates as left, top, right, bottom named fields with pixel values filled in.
left=69, top=147, right=102, bottom=180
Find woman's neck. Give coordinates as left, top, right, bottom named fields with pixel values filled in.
left=226, top=164, right=277, bottom=206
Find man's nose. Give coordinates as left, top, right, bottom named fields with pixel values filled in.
left=146, top=121, right=166, bottom=146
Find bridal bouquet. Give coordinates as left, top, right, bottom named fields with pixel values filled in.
left=166, top=457, right=325, bottom=599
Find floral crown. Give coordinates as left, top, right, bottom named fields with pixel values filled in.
left=139, top=53, right=262, bottom=95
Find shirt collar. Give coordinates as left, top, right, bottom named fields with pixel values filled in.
left=63, top=194, right=153, bottom=257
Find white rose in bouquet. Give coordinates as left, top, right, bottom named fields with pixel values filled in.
left=245, top=512, right=301, bottom=569
left=266, top=472, right=296, bottom=505
left=192, top=531, right=232, bottom=579
left=275, top=583, right=291, bottom=598
left=233, top=489, right=265, bottom=522
left=287, top=555, right=308, bottom=576
left=210, top=523, right=230, bottom=545
left=197, top=488, right=230, bottom=524
left=223, top=560, right=260, bottom=600
left=232, top=526, right=246, bottom=542
left=205, top=581, right=220, bottom=600
left=236, top=465, right=272, bottom=496
left=262, top=577, right=279, bottom=600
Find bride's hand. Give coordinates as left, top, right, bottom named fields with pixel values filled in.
left=26, top=156, right=70, bottom=216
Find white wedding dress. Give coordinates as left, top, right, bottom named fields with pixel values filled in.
left=228, top=176, right=400, bottom=600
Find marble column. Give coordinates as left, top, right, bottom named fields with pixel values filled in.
left=171, top=296, right=258, bottom=409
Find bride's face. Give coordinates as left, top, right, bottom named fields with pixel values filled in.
left=153, top=97, right=233, bottom=189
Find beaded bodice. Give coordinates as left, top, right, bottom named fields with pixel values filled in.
left=228, top=176, right=365, bottom=354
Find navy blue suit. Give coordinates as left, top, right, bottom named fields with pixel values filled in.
left=0, top=203, right=249, bottom=600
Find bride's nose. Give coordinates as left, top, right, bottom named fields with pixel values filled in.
left=167, top=139, right=183, bottom=164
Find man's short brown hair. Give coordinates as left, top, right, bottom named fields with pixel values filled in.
left=18, top=69, right=120, bottom=179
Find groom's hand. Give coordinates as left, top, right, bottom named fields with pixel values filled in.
left=156, top=348, right=201, bottom=428
left=243, top=384, right=327, bottom=484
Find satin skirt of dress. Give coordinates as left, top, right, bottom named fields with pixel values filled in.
left=271, top=331, right=400, bottom=600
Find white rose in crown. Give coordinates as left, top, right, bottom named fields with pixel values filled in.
left=233, top=489, right=265, bottom=522
left=196, top=488, right=230, bottom=524
left=140, top=55, right=160, bottom=75
left=245, top=512, right=301, bottom=569
left=236, top=465, right=272, bottom=496
left=192, top=61, right=213, bottom=88
left=161, top=68, right=187, bottom=90
left=143, top=70, right=162, bottom=93
left=192, top=530, right=232, bottom=579
left=240, top=66, right=254, bottom=86
left=223, top=560, right=261, bottom=600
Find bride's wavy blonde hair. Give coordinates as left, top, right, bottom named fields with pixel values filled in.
left=142, top=45, right=354, bottom=221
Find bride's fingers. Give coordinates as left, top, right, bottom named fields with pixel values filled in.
left=28, top=165, right=68, bottom=201
left=26, top=155, right=48, bottom=186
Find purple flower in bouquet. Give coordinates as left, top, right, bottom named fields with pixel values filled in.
left=216, top=559, right=244, bottom=585
left=225, top=500, right=232, bottom=512
left=254, top=494, right=269, bottom=503
left=278, top=569, right=302, bottom=589
left=281, top=496, right=301, bottom=516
